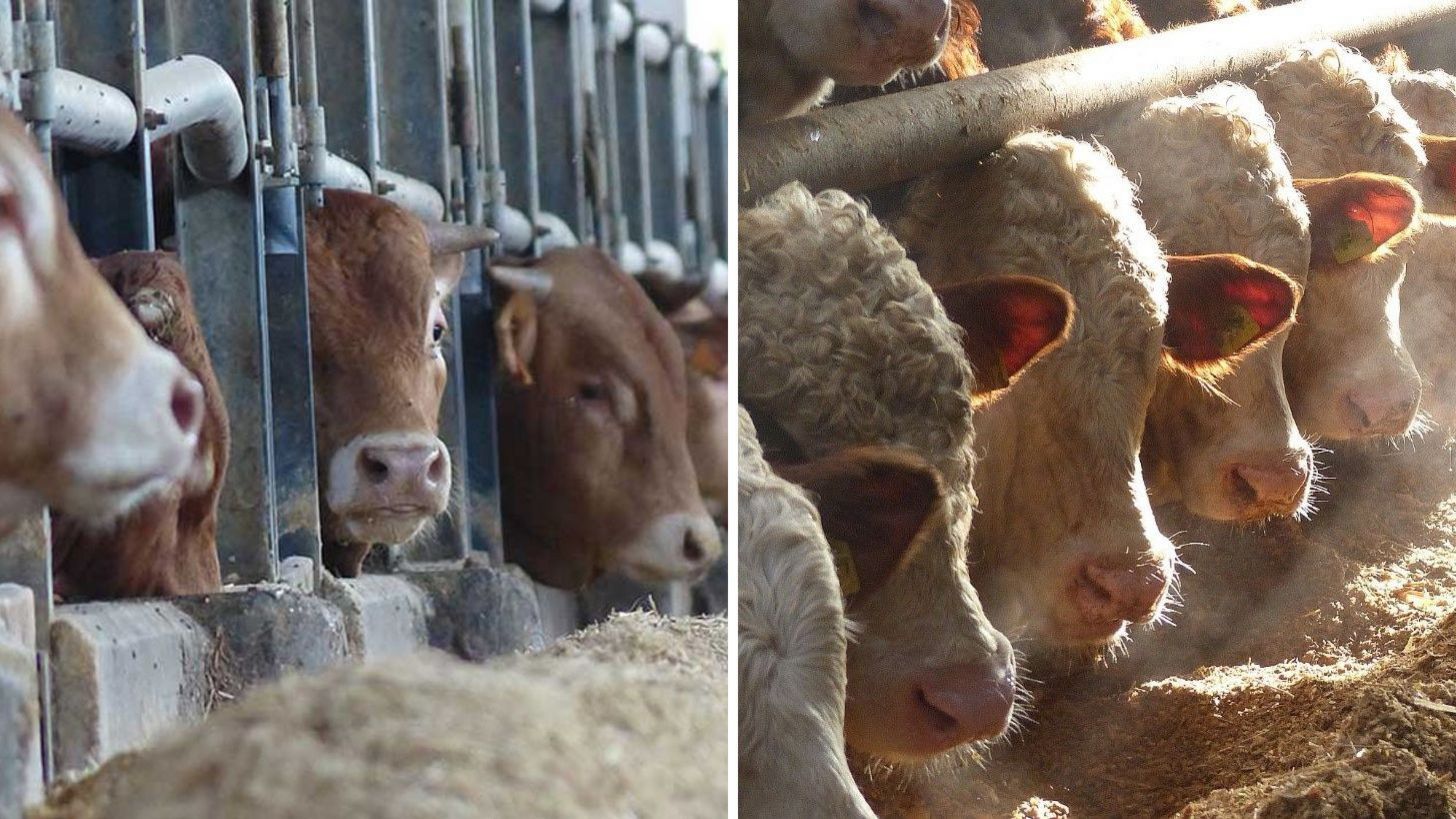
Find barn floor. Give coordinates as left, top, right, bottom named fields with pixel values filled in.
left=893, top=435, right=1456, bottom=817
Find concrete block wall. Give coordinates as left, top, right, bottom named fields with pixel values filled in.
left=36, top=562, right=542, bottom=785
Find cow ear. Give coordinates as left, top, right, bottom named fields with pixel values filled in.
left=1296, top=173, right=1420, bottom=272
left=1421, top=134, right=1456, bottom=198
left=771, top=447, right=946, bottom=600
left=934, top=275, right=1075, bottom=406
left=1163, top=253, right=1299, bottom=375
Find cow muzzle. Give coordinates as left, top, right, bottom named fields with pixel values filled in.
left=327, top=432, right=452, bottom=545
left=56, top=343, right=202, bottom=522
left=617, top=512, right=722, bottom=584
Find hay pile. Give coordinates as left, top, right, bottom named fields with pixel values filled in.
left=33, top=612, right=727, bottom=819
left=912, top=439, right=1456, bottom=818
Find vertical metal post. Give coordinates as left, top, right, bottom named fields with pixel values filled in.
left=706, top=59, right=727, bottom=263
left=294, top=0, right=326, bottom=209
left=22, top=0, right=54, bottom=165
left=376, top=0, right=470, bottom=562
left=687, top=46, right=715, bottom=272
left=167, top=0, right=277, bottom=584
left=309, top=0, right=373, bottom=174
left=631, top=24, right=654, bottom=254
left=593, top=0, right=625, bottom=260
left=474, top=0, right=506, bottom=239
left=54, top=0, right=151, bottom=254
left=455, top=0, right=505, bottom=564
left=664, top=40, right=690, bottom=270
left=259, top=0, right=323, bottom=588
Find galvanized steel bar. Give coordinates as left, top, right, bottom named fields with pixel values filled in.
left=168, top=0, right=278, bottom=584
left=22, top=0, right=54, bottom=164
left=594, top=0, right=625, bottom=260
left=293, top=0, right=326, bottom=208
left=740, top=0, right=1456, bottom=201
left=376, top=0, right=470, bottom=562
left=259, top=0, right=323, bottom=587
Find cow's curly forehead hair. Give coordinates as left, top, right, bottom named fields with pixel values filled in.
left=1254, top=41, right=1426, bottom=180
left=1106, top=82, right=1312, bottom=284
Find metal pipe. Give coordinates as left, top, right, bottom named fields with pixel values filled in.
left=144, top=55, right=249, bottom=186
left=295, top=0, right=327, bottom=208
left=362, top=0, right=381, bottom=182
left=496, top=204, right=535, bottom=253
left=449, top=5, right=482, bottom=226
left=319, top=151, right=447, bottom=219
left=260, top=0, right=298, bottom=183
left=22, top=0, right=53, bottom=164
left=535, top=209, right=578, bottom=251
left=23, top=68, right=135, bottom=153
left=0, top=0, right=14, bottom=110
left=518, top=0, right=542, bottom=254
left=740, top=0, right=1456, bottom=201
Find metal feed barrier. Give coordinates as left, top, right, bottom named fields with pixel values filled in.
left=0, top=0, right=726, bottom=809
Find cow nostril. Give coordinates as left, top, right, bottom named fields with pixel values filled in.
left=360, top=452, right=390, bottom=486
left=170, top=377, right=202, bottom=437
left=1345, top=393, right=1373, bottom=431
left=1229, top=466, right=1259, bottom=507
left=425, top=449, right=447, bottom=484
left=682, top=530, right=705, bottom=564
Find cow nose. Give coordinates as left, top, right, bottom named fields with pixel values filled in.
left=857, top=0, right=950, bottom=54
left=912, top=662, right=1016, bottom=748
left=1342, top=387, right=1419, bottom=437
left=1228, top=458, right=1310, bottom=511
left=1075, top=558, right=1169, bottom=625
left=169, top=375, right=203, bottom=439
left=357, top=441, right=449, bottom=503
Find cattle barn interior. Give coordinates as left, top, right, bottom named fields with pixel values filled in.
left=740, top=0, right=1456, bottom=816
left=0, top=0, right=726, bottom=810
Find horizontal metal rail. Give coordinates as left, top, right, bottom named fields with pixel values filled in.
left=739, top=0, right=1456, bottom=201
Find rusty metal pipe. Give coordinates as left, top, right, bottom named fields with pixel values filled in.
left=740, top=0, right=1456, bottom=202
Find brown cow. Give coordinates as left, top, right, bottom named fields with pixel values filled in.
left=304, top=190, right=489, bottom=577
left=491, top=248, right=723, bottom=589
left=0, top=110, right=202, bottom=532
left=52, top=252, right=228, bottom=599
left=740, top=0, right=952, bottom=123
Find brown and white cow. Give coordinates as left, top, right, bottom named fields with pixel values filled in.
left=52, top=252, right=228, bottom=599
left=304, top=190, right=491, bottom=577
left=740, top=0, right=952, bottom=123
left=1253, top=43, right=1428, bottom=441
left=0, top=110, right=202, bottom=532
left=1100, top=84, right=1313, bottom=522
left=898, top=132, right=1292, bottom=653
left=491, top=247, right=722, bottom=590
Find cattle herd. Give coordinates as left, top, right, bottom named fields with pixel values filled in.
left=0, top=120, right=726, bottom=600
left=740, top=0, right=1456, bottom=816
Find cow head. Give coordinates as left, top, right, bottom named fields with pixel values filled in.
left=761, top=0, right=951, bottom=88
left=305, top=191, right=486, bottom=576
left=792, top=274, right=1069, bottom=762
left=492, top=248, right=722, bottom=589
left=1144, top=253, right=1308, bottom=522
left=1283, top=173, right=1423, bottom=441
left=0, top=110, right=201, bottom=526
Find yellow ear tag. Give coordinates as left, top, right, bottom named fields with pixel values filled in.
left=1331, top=220, right=1379, bottom=265
left=826, top=537, right=860, bottom=597
left=1218, top=305, right=1262, bottom=356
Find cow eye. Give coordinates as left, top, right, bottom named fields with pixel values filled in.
left=578, top=380, right=607, bottom=402
left=431, top=320, right=447, bottom=346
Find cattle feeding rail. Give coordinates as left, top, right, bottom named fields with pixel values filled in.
left=740, top=0, right=1456, bottom=202
left=0, top=0, right=726, bottom=811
